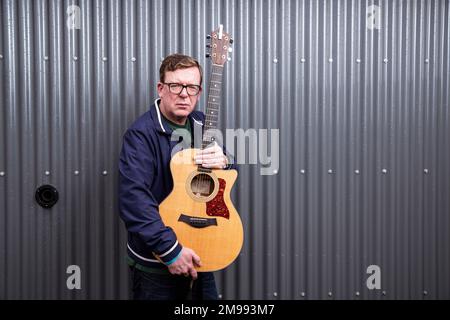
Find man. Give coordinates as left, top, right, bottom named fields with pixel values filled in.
left=119, top=54, right=233, bottom=300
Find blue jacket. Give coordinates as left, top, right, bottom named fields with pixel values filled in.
left=119, top=98, right=234, bottom=269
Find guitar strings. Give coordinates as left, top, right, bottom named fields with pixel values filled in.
left=201, top=64, right=223, bottom=192
left=198, top=64, right=220, bottom=190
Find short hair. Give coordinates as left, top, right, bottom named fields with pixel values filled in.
left=159, top=54, right=203, bottom=86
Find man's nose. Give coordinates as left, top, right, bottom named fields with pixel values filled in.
left=179, top=87, right=189, bottom=97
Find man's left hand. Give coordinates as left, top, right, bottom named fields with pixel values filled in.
left=194, top=143, right=228, bottom=169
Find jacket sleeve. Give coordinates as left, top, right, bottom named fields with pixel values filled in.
left=118, top=128, right=182, bottom=265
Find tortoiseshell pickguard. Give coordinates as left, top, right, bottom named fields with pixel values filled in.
left=206, top=178, right=229, bottom=219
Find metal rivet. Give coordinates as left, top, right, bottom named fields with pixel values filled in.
left=273, top=58, right=278, bottom=63
left=73, top=56, right=78, bottom=61
left=423, top=168, right=429, bottom=174
left=74, top=170, right=80, bottom=176
left=423, top=290, right=428, bottom=295
left=425, top=59, right=429, bottom=64
left=102, top=170, right=108, bottom=176
left=103, top=57, right=108, bottom=61
left=273, top=292, right=278, bottom=297
left=218, top=294, right=223, bottom=299
left=356, top=58, right=361, bottom=63
left=0, top=54, right=3, bottom=59
left=355, top=169, right=360, bottom=174
left=300, top=169, right=306, bottom=174
left=300, top=58, right=306, bottom=63
left=0, top=171, right=5, bottom=177
left=328, top=58, right=333, bottom=63
left=44, top=56, right=49, bottom=61
left=328, top=292, right=333, bottom=297
left=382, top=291, right=387, bottom=296
left=383, top=58, right=388, bottom=63
left=355, top=291, right=360, bottom=296
left=300, top=292, right=306, bottom=297
left=328, top=169, right=333, bottom=174
left=273, top=170, right=278, bottom=174
left=131, top=57, right=136, bottom=62
left=45, top=171, right=50, bottom=176
left=382, top=168, right=387, bottom=174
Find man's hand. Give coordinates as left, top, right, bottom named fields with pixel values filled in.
left=194, top=143, right=229, bottom=169
left=167, top=247, right=201, bottom=279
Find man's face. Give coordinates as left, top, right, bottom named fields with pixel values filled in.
left=157, top=67, right=202, bottom=124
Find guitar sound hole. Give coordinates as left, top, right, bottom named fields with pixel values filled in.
left=190, top=174, right=215, bottom=198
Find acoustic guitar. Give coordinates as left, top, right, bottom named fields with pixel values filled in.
left=159, top=25, right=243, bottom=272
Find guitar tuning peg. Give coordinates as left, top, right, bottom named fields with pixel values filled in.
left=227, top=57, right=231, bottom=61
left=228, top=47, right=233, bottom=53
left=206, top=44, right=211, bottom=48
left=206, top=35, right=211, bottom=39
left=229, top=38, right=234, bottom=44
left=206, top=53, right=211, bottom=58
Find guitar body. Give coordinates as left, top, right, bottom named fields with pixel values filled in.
left=159, top=148, right=244, bottom=272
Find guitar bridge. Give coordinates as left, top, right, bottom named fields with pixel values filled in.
left=178, top=214, right=218, bottom=228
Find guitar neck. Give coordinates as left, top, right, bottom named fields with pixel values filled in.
left=202, top=64, right=224, bottom=150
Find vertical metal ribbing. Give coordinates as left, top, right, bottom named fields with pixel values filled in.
left=423, top=0, right=436, bottom=300
left=4, top=0, right=21, bottom=299
left=0, top=0, right=6, bottom=299
left=305, top=0, right=319, bottom=299
left=437, top=0, right=450, bottom=300
left=0, top=0, right=449, bottom=300
left=293, top=0, right=308, bottom=300
left=348, top=0, right=360, bottom=300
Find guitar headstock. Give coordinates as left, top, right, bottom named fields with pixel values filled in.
left=206, top=24, right=233, bottom=66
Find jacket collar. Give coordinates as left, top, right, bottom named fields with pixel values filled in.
left=151, top=98, right=203, bottom=135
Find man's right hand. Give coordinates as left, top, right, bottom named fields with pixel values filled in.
left=167, top=247, right=201, bottom=280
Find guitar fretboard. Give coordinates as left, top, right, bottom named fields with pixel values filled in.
left=202, top=64, right=224, bottom=150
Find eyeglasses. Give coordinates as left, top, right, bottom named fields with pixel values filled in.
left=163, top=83, right=201, bottom=96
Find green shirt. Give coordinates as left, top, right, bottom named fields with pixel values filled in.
left=162, top=114, right=192, bottom=137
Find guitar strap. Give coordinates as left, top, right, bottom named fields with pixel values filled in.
left=186, top=279, right=195, bottom=300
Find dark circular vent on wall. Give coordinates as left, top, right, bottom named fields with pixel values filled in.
left=35, top=185, right=59, bottom=209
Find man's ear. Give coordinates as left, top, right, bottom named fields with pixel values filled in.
left=157, top=82, right=164, bottom=96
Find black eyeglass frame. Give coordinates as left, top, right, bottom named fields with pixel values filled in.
left=163, top=82, right=202, bottom=96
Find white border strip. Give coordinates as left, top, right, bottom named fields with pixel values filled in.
left=154, top=98, right=166, bottom=132
left=158, top=240, right=179, bottom=258
left=127, top=243, right=160, bottom=263
left=192, top=117, right=203, bottom=126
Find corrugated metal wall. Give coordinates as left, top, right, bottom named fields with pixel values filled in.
left=1, top=0, right=449, bottom=300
